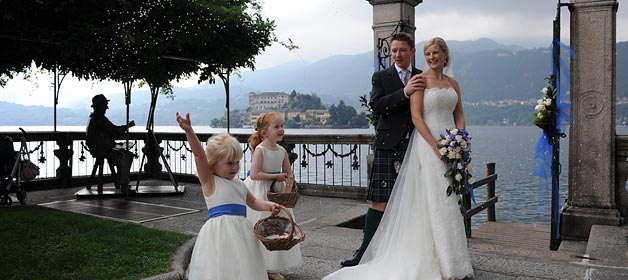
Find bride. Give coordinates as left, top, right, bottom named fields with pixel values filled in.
left=324, top=37, right=474, bottom=280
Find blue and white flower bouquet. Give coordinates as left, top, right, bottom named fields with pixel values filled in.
left=437, top=128, right=474, bottom=201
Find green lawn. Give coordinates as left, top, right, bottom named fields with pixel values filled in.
left=0, top=206, right=192, bottom=280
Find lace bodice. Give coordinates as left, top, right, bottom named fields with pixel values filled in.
left=422, top=87, right=458, bottom=139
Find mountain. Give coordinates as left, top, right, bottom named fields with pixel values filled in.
left=418, top=37, right=526, bottom=53
left=2, top=39, right=627, bottom=126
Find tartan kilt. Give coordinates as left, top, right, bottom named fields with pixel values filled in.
left=367, top=139, right=409, bottom=202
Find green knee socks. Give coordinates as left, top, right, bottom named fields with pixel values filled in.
left=359, top=208, right=384, bottom=252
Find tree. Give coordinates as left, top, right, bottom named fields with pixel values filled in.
left=0, top=0, right=283, bottom=130
left=352, top=112, right=370, bottom=128
left=211, top=117, right=226, bottom=128
left=289, top=91, right=325, bottom=111
left=329, top=100, right=359, bottom=127
left=0, top=0, right=280, bottom=92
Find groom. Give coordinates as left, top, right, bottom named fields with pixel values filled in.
left=341, top=32, right=425, bottom=267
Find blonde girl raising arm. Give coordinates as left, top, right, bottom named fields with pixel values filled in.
left=176, top=112, right=215, bottom=196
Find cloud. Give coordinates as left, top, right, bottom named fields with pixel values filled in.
left=258, top=0, right=627, bottom=69
left=1, top=0, right=626, bottom=107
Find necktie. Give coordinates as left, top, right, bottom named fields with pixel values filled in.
left=401, top=70, right=410, bottom=85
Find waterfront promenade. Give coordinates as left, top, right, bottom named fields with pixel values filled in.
left=24, top=181, right=628, bottom=280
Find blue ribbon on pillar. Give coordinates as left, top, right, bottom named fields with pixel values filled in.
left=533, top=39, right=575, bottom=215
left=553, top=39, right=575, bottom=134
left=376, top=50, right=387, bottom=71
left=533, top=131, right=552, bottom=211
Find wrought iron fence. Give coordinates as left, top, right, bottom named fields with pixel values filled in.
left=1, top=130, right=374, bottom=189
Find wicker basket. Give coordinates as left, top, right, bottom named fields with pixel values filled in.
left=267, top=180, right=300, bottom=208
left=253, top=206, right=305, bottom=251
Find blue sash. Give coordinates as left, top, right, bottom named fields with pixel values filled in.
left=246, top=170, right=280, bottom=177
left=207, top=204, right=246, bottom=219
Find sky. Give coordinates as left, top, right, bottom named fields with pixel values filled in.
left=2, top=0, right=627, bottom=107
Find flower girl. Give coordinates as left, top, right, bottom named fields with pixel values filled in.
left=245, top=112, right=302, bottom=280
left=176, top=112, right=281, bottom=280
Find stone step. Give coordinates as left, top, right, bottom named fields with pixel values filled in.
left=585, top=225, right=628, bottom=267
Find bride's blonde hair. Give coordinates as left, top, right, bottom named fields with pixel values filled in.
left=423, top=37, right=450, bottom=67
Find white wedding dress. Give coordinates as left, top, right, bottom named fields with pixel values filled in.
left=324, top=87, right=474, bottom=280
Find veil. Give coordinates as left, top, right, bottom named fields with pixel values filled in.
left=322, top=131, right=441, bottom=279
left=423, top=55, right=454, bottom=78
left=356, top=131, right=441, bottom=278
left=323, top=55, right=472, bottom=279
left=354, top=57, right=458, bottom=278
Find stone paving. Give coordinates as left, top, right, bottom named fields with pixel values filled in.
left=24, top=181, right=628, bottom=280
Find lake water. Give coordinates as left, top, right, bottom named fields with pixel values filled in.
left=3, top=125, right=627, bottom=228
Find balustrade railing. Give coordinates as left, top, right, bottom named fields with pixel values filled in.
left=1, top=130, right=374, bottom=193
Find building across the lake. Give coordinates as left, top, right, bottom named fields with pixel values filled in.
left=245, top=92, right=331, bottom=127
left=248, top=92, right=289, bottom=112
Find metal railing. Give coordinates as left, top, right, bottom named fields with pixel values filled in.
left=0, top=130, right=375, bottom=191
left=463, top=162, right=499, bottom=238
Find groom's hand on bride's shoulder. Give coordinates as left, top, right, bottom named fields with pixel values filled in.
left=414, top=74, right=426, bottom=91
left=406, top=75, right=426, bottom=96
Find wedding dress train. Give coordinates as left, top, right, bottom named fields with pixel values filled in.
left=324, top=88, right=473, bottom=280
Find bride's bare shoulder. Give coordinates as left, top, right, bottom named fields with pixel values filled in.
left=446, top=76, right=459, bottom=87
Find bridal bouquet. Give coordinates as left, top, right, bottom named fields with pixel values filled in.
left=437, top=128, right=474, bottom=200
left=532, top=75, right=557, bottom=131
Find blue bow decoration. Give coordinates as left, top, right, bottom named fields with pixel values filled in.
left=532, top=40, right=575, bottom=237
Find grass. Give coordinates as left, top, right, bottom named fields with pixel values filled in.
left=0, top=206, right=192, bottom=280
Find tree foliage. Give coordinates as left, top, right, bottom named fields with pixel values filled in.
left=0, top=0, right=279, bottom=94
left=288, top=90, right=326, bottom=111
left=329, top=100, right=369, bottom=128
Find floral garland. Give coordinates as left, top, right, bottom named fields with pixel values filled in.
left=532, top=75, right=557, bottom=131
left=437, top=128, right=475, bottom=208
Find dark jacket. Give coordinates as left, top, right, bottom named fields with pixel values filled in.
left=369, top=65, right=422, bottom=150
left=86, top=114, right=127, bottom=158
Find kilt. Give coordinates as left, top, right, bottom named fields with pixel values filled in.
left=366, top=138, right=409, bottom=202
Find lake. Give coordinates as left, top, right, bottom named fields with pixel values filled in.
left=2, top=125, right=627, bottom=228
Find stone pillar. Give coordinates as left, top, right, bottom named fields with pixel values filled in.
left=142, top=137, right=163, bottom=176
left=367, top=0, right=422, bottom=71
left=562, top=0, right=622, bottom=240
left=54, top=133, right=73, bottom=186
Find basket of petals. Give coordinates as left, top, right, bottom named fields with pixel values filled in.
left=254, top=206, right=304, bottom=251
left=267, top=180, right=300, bottom=208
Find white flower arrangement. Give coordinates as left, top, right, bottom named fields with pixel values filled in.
left=533, top=76, right=557, bottom=131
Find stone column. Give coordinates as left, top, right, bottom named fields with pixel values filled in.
left=562, top=0, right=622, bottom=240
left=367, top=0, right=422, bottom=71
left=53, top=133, right=73, bottom=186
left=142, top=137, right=163, bottom=176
